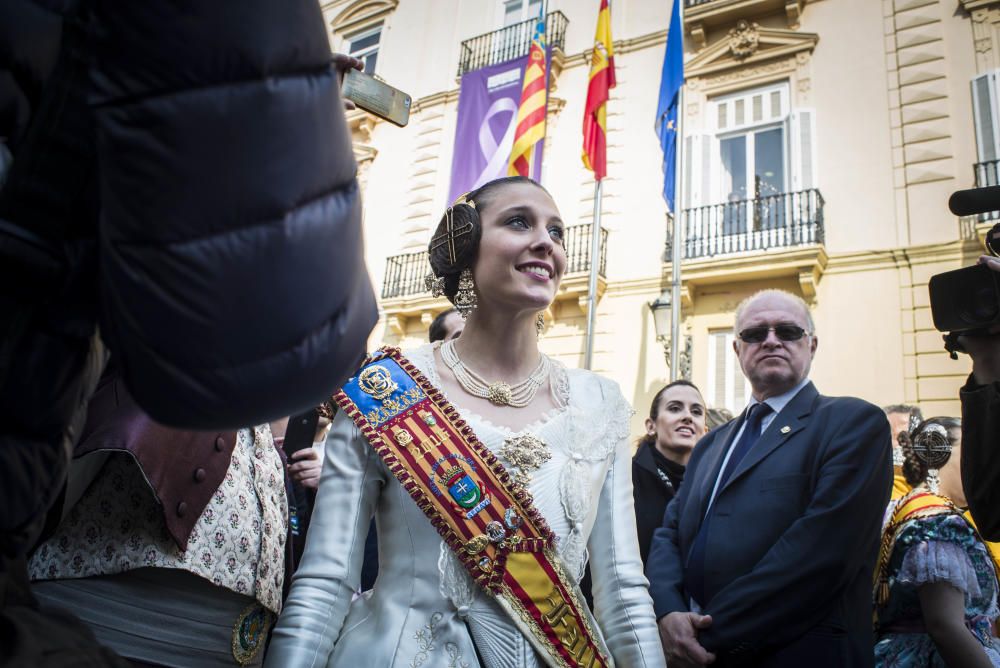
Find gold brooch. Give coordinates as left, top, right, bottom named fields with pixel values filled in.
left=464, top=535, right=489, bottom=555
left=499, top=434, right=551, bottom=487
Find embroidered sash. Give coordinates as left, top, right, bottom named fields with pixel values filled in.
left=335, top=348, right=612, bottom=668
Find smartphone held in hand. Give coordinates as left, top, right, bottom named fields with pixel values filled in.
left=342, top=69, right=411, bottom=127
left=283, top=409, right=320, bottom=455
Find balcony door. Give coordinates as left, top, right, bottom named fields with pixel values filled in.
left=719, top=126, right=786, bottom=234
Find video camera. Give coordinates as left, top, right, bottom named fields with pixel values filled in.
left=929, top=186, right=1000, bottom=358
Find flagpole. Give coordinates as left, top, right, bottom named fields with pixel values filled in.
left=668, top=1, right=684, bottom=381
left=539, top=0, right=549, bottom=181
left=584, top=180, right=603, bottom=370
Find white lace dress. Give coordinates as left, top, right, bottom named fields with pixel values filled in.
left=265, top=344, right=665, bottom=668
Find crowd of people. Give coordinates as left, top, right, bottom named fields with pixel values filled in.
left=3, top=3, right=1000, bottom=668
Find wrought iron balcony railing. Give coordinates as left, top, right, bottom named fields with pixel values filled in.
left=380, top=223, right=607, bottom=300
left=666, top=189, right=825, bottom=260
left=457, top=11, right=569, bottom=77
left=975, top=159, right=1000, bottom=188
left=973, top=159, right=1000, bottom=221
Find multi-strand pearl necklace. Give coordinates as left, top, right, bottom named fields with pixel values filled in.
left=441, top=340, right=550, bottom=408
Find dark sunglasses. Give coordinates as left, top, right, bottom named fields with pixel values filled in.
left=738, top=324, right=809, bottom=344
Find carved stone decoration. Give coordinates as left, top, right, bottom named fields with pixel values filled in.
left=785, top=0, right=803, bottom=29
left=704, top=58, right=796, bottom=90
left=679, top=335, right=693, bottom=381
left=976, top=38, right=992, bottom=53
left=690, top=23, right=707, bottom=50
left=728, top=20, right=761, bottom=60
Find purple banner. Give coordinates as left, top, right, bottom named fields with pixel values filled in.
left=447, top=55, right=545, bottom=203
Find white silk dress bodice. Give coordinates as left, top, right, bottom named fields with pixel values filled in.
left=265, top=345, right=665, bottom=668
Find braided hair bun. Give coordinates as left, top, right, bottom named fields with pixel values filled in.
left=427, top=176, right=548, bottom=302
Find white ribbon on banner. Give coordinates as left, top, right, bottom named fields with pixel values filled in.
left=471, top=97, right=519, bottom=190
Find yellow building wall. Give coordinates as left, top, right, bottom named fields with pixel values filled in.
left=325, top=0, right=989, bottom=442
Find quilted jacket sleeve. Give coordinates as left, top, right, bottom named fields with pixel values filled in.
left=90, top=0, right=377, bottom=429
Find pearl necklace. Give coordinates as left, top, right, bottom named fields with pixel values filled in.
left=441, top=340, right=550, bottom=408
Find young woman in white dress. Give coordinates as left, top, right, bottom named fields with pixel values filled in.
left=265, top=176, right=665, bottom=668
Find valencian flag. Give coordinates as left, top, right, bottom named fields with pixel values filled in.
left=656, top=0, right=684, bottom=211
left=582, top=0, right=616, bottom=181
left=508, top=13, right=548, bottom=177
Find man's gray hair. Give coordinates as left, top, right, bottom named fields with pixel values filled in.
left=734, top=289, right=816, bottom=333
left=883, top=404, right=923, bottom=421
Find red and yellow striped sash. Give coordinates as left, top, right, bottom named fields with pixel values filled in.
left=335, top=348, right=612, bottom=668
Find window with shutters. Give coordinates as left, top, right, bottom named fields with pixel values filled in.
left=712, top=83, right=790, bottom=205
left=972, top=71, right=1000, bottom=187
left=706, top=329, right=750, bottom=414
left=677, top=81, right=821, bottom=258
left=683, top=82, right=817, bottom=208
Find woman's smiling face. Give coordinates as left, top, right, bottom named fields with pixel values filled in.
left=471, top=182, right=566, bottom=314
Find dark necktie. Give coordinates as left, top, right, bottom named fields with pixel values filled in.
left=684, top=402, right=773, bottom=607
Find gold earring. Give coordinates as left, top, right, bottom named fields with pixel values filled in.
left=425, top=272, right=445, bottom=298
left=535, top=312, right=545, bottom=335
left=453, top=268, right=477, bottom=319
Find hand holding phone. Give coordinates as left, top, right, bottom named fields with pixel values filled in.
left=342, top=68, right=411, bottom=127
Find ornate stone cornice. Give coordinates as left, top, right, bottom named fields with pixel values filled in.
left=685, top=24, right=818, bottom=82
left=686, top=0, right=807, bottom=49
left=962, top=0, right=1000, bottom=11
left=562, top=30, right=669, bottom=71
left=664, top=244, right=828, bottom=306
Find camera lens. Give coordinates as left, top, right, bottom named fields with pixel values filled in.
left=961, top=285, right=1000, bottom=325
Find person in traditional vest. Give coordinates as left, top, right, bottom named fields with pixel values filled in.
left=28, top=365, right=292, bottom=668
left=266, top=176, right=665, bottom=667
left=874, top=417, right=1000, bottom=667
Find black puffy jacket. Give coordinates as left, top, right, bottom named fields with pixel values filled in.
left=92, top=0, right=377, bottom=427
left=1, top=0, right=377, bottom=431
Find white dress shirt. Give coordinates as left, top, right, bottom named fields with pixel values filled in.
left=705, top=377, right=811, bottom=513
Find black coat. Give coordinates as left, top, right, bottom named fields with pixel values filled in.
left=632, top=442, right=683, bottom=567
left=961, top=376, right=1000, bottom=540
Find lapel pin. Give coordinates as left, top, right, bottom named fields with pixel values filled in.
left=780, top=425, right=791, bottom=434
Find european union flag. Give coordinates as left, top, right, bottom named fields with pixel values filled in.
left=656, top=0, right=684, bottom=213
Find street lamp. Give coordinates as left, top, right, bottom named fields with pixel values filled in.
left=649, top=289, right=693, bottom=379
left=648, top=290, right=673, bottom=367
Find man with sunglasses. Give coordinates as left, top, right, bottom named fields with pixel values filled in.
left=648, top=289, right=891, bottom=668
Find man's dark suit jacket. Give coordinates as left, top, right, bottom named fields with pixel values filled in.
left=647, top=382, right=891, bottom=668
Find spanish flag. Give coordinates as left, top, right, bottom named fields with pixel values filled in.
left=508, top=16, right=548, bottom=177
left=582, top=0, right=616, bottom=181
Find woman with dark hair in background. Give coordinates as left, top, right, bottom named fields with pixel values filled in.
left=267, top=176, right=664, bottom=667
left=632, top=381, right=707, bottom=567
left=874, top=417, right=1000, bottom=668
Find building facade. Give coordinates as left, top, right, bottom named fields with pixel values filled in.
left=321, top=0, right=995, bottom=437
